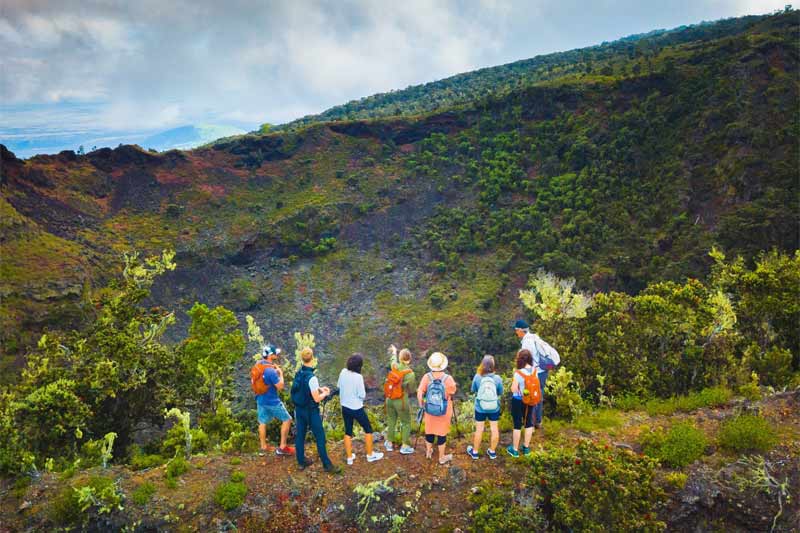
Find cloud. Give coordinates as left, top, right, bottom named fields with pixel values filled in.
left=0, top=0, right=792, bottom=135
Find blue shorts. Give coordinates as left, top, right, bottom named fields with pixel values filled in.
left=257, top=402, right=291, bottom=424
left=475, top=410, right=500, bottom=422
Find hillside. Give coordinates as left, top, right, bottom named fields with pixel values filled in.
left=1, top=10, right=797, bottom=378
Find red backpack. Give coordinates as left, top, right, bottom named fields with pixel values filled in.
left=516, top=369, right=542, bottom=406
left=250, top=361, right=275, bottom=395
left=384, top=368, right=412, bottom=401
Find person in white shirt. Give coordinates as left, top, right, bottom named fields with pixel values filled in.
left=337, top=354, right=384, bottom=465
left=514, top=319, right=560, bottom=427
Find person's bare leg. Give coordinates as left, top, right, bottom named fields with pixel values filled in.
left=489, top=421, right=499, bottom=451
left=524, top=427, right=534, bottom=447
left=425, top=440, right=433, bottom=458
left=259, top=423, right=268, bottom=449
left=365, top=433, right=374, bottom=455
left=438, top=443, right=447, bottom=461
left=472, top=421, right=485, bottom=452
left=344, top=435, right=353, bottom=459
left=280, top=420, right=291, bottom=449
left=512, top=429, right=521, bottom=450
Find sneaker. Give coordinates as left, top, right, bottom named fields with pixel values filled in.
left=399, top=445, right=415, bottom=455
left=466, top=446, right=480, bottom=460
left=276, top=446, right=295, bottom=456
left=521, top=446, right=531, bottom=456
left=324, top=463, right=343, bottom=474
left=487, top=449, right=497, bottom=460
left=258, top=444, right=274, bottom=456
left=346, top=453, right=356, bottom=466
left=298, top=459, right=314, bottom=470
left=438, top=454, right=453, bottom=465
left=506, top=445, right=520, bottom=458
left=366, top=451, right=384, bottom=463
left=384, top=441, right=394, bottom=452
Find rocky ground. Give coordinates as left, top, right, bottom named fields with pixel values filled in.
left=1, top=390, right=798, bottom=532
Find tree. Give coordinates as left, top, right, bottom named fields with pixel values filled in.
left=182, top=303, right=244, bottom=412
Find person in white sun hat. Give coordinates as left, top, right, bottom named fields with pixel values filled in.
left=416, top=351, right=458, bottom=465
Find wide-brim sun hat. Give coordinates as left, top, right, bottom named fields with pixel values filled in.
left=427, top=352, right=448, bottom=371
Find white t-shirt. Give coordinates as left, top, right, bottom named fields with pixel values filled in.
left=337, top=368, right=366, bottom=410
left=521, top=332, right=560, bottom=373
left=308, top=375, right=320, bottom=395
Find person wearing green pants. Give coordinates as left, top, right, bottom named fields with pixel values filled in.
left=384, top=348, right=416, bottom=454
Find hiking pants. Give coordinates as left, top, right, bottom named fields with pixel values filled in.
left=386, top=398, right=412, bottom=445
left=294, top=406, right=332, bottom=468
left=533, top=370, right=548, bottom=425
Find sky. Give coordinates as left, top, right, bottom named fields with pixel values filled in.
left=0, top=0, right=790, bottom=144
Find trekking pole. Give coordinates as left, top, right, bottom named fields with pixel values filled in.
left=413, top=407, right=424, bottom=449
left=452, top=398, right=462, bottom=439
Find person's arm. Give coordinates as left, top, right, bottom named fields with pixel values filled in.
left=496, top=375, right=503, bottom=396
left=357, top=375, right=366, bottom=402
left=446, top=375, right=457, bottom=397
left=273, top=367, right=285, bottom=391
left=309, top=376, right=329, bottom=403
left=416, top=374, right=427, bottom=405
left=511, top=372, right=520, bottom=395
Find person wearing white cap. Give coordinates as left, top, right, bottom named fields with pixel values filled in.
left=416, top=352, right=458, bottom=465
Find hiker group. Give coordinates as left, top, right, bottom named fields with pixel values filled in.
left=250, top=319, right=559, bottom=473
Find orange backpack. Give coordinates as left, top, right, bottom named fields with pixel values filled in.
left=250, top=361, right=275, bottom=395
left=516, top=369, right=542, bottom=406
left=384, top=368, right=412, bottom=401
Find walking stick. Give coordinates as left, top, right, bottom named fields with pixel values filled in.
left=413, top=407, right=424, bottom=448
left=451, top=398, right=462, bottom=439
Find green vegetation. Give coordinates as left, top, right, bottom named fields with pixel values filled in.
left=644, top=387, right=733, bottom=416
left=641, top=423, right=708, bottom=468
left=527, top=440, right=666, bottom=532
left=131, top=481, right=156, bottom=505
left=718, top=415, right=778, bottom=453
left=49, top=476, right=122, bottom=527
left=468, top=481, right=545, bottom=532
left=215, top=472, right=248, bottom=511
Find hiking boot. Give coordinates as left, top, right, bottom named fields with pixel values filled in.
left=346, top=453, right=355, bottom=466
left=487, top=449, right=497, bottom=460
left=366, top=451, right=384, bottom=463
left=276, top=446, right=295, bottom=456
left=521, top=446, right=531, bottom=456
left=298, top=459, right=314, bottom=470
left=258, top=445, right=275, bottom=457
left=384, top=440, right=394, bottom=452
left=399, top=445, right=415, bottom=455
left=466, top=446, right=480, bottom=460
left=438, top=454, right=453, bottom=465
left=324, top=463, right=343, bottom=474
left=506, top=445, right=520, bottom=458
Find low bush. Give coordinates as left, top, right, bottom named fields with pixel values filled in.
left=718, top=415, right=778, bottom=453
left=527, top=439, right=665, bottom=532
left=468, top=481, right=545, bottom=532
left=130, top=452, right=165, bottom=471
left=641, top=423, right=708, bottom=468
left=571, top=409, right=623, bottom=433
left=230, top=470, right=245, bottom=482
left=164, top=456, right=190, bottom=480
left=161, top=426, right=209, bottom=457
left=49, top=476, right=122, bottom=526
left=644, top=387, right=732, bottom=416
left=131, top=481, right=156, bottom=505
left=215, top=480, right=247, bottom=511
left=613, top=393, right=645, bottom=411
left=221, top=430, right=258, bottom=453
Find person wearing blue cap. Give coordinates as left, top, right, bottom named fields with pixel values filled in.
left=513, top=319, right=560, bottom=428
left=251, top=344, right=295, bottom=456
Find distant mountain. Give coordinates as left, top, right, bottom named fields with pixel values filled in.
left=0, top=123, right=245, bottom=159
left=141, top=124, right=246, bottom=152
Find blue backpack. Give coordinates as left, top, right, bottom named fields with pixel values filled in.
left=423, top=372, right=449, bottom=416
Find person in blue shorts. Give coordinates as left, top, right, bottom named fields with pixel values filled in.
left=255, top=344, right=295, bottom=456
left=467, top=355, right=503, bottom=460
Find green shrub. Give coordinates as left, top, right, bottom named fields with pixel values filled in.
left=664, top=472, right=688, bottom=490
left=50, top=485, right=83, bottom=526
left=221, top=430, right=258, bottom=453
left=641, top=423, right=708, bottom=468
left=572, top=409, right=623, bottom=433
left=161, top=426, right=209, bottom=457
left=468, top=481, right=545, bottom=532
left=130, top=452, right=165, bottom=471
left=230, top=470, right=245, bottom=482
left=645, top=387, right=732, bottom=416
left=613, top=393, right=645, bottom=411
left=215, top=481, right=247, bottom=511
left=164, top=456, right=190, bottom=480
left=718, top=415, right=778, bottom=453
left=50, top=476, right=122, bottom=526
left=528, top=440, right=666, bottom=532
left=229, top=457, right=241, bottom=466
left=199, top=405, right=243, bottom=443
left=131, top=482, right=156, bottom=505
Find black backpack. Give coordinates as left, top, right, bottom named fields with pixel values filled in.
left=291, top=367, right=314, bottom=408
